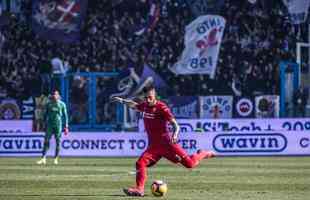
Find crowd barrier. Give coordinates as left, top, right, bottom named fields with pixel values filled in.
left=0, top=131, right=309, bottom=157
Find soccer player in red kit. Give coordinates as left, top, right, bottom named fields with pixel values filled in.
left=112, top=85, right=215, bottom=196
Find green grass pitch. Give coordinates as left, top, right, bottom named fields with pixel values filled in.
left=0, top=157, right=309, bottom=200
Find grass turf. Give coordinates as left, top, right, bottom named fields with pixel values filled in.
left=0, top=157, right=309, bottom=200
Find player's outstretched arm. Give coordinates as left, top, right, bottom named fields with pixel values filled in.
left=111, top=97, right=138, bottom=110
left=62, top=102, right=69, bottom=135
left=170, top=118, right=180, bottom=144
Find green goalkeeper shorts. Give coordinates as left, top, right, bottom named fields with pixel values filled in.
left=45, top=125, right=62, bottom=140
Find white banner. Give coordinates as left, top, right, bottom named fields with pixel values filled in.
left=139, top=118, right=310, bottom=133
left=255, top=95, right=279, bottom=118
left=211, top=132, right=310, bottom=155
left=282, top=0, right=310, bottom=24
left=200, top=96, right=233, bottom=118
left=170, top=15, right=225, bottom=78
left=0, top=131, right=309, bottom=157
left=0, top=120, right=33, bottom=133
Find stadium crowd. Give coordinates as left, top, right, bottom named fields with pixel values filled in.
left=0, top=0, right=308, bottom=110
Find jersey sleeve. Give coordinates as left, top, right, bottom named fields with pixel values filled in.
left=44, top=103, right=49, bottom=122
left=61, top=102, right=68, bottom=127
left=160, top=103, right=174, bottom=121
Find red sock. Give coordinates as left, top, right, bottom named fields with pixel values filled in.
left=180, top=155, right=198, bottom=168
left=181, top=151, right=212, bottom=168
left=136, top=164, right=146, bottom=190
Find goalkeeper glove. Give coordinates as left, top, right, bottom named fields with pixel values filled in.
left=64, top=127, right=69, bottom=136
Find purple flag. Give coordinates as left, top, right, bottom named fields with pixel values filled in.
left=134, top=0, right=160, bottom=36
left=32, top=0, right=88, bottom=43
left=140, top=64, right=168, bottom=89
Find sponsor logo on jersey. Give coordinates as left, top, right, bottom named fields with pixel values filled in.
left=142, top=112, right=155, bottom=119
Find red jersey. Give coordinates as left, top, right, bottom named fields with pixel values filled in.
left=136, top=100, right=174, bottom=145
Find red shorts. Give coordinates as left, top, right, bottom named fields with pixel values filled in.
left=137, top=143, right=188, bottom=167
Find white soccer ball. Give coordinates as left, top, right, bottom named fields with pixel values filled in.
left=151, top=180, right=168, bottom=197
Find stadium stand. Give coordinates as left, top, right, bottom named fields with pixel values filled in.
left=0, top=0, right=309, bottom=118
left=0, top=0, right=305, bottom=98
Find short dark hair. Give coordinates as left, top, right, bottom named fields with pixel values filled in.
left=52, top=90, right=59, bottom=95
left=143, top=84, right=155, bottom=94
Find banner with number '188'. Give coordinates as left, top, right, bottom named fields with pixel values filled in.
left=169, top=15, right=225, bottom=78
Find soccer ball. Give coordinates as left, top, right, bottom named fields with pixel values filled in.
left=151, top=180, right=167, bottom=197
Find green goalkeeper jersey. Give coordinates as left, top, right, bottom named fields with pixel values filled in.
left=45, top=100, right=68, bottom=128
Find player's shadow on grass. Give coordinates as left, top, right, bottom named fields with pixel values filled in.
left=103, top=194, right=130, bottom=197
left=5, top=194, right=147, bottom=198
left=4, top=194, right=127, bottom=197
left=104, top=194, right=150, bottom=197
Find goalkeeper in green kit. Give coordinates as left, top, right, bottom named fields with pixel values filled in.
left=37, top=90, right=69, bottom=165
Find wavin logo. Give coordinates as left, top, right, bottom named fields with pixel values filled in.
left=0, top=135, right=43, bottom=153
left=213, top=133, right=287, bottom=153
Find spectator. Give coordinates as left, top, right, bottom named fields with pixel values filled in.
left=39, top=58, right=52, bottom=94
left=293, top=87, right=308, bottom=117
left=0, top=0, right=308, bottom=120
left=51, top=57, right=68, bottom=75
left=34, top=93, right=49, bottom=131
